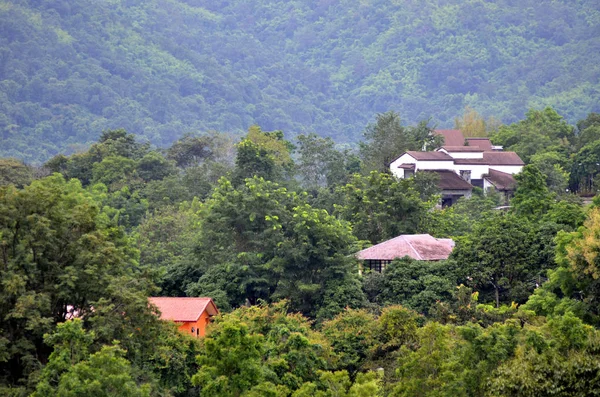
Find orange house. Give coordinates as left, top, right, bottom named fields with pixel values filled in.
left=148, top=297, right=219, bottom=337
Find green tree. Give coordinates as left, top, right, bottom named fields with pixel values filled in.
left=336, top=171, right=430, bottom=244
left=233, top=126, right=294, bottom=184
left=359, top=112, right=439, bottom=173
left=451, top=213, right=539, bottom=307
left=511, top=164, right=555, bottom=219
left=296, top=133, right=356, bottom=190
left=491, top=107, right=574, bottom=163
left=188, top=176, right=364, bottom=319
left=0, top=175, right=138, bottom=386
left=33, top=320, right=151, bottom=397
left=0, top=158, right=33, bottom=187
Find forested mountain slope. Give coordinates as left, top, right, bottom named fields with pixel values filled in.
left=1, top=0, right=599, bottom=162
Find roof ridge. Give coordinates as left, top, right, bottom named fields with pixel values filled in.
left=402, top=235, right=423, bottom=260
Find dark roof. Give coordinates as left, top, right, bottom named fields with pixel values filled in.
left=435, top=129, right=465, bottom=146
left=356, top=234, right=454, bottom=261
left=483, top=152, right=524, bottom=165
left=454, top=152, right=524, bottom=166
left=405, top=151, right=454, bottom=161
left=484, top=169, right=517, bottom=191
left=466, top=138, right=493, bottom=151
left=423, top=170, right=473, bottom=190
left=149, top=297, right=219, bottom=322
left=398, top=163, right=415, bottom=169
left=439, top=146, right=484, bottom=152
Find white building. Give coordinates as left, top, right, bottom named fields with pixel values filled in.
left=390, top=131, right=524, bottom=206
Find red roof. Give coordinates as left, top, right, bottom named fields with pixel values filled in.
left=466, top=138, right=493, bottom=151
left=484, top=169, right=517, bottom=191
left=356, top=234, right=454, bottom=261
left=405, top=151, right=454, bottom=161
left=149, top=297, right=219, bottom=322
left=454, top=152, right=524, bottom=166
left=435, top=129, right=465, bottom=146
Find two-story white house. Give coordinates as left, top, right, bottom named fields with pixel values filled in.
left=390, top=131, right=524, bottom=206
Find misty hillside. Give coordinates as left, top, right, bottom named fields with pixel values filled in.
left=1, top=0, right=599, bottom=162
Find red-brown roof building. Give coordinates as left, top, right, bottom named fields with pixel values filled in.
left=356, top=234, right=454, bottom=273
left=149, top=297, right=219, bottom=337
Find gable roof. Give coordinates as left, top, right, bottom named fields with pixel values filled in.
left=454, top=152, right=524, bottom=166
left=405, top=151, right=454, bottom=161
left=423, top=170, right=473, bottom=190
left=149, top=297, right=219, bottom=322
left=466, top=138, right=493, bottom=151
left=484, top=169, right=517, bottom=191
left=356, top=234, right=454, bottom=261
left=435, top=129, right=465, bottom=146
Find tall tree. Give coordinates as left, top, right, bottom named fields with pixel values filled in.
left=233, top=126, right=294, bottom=184
left=451, top=213, right=538, bottom=307
left=336, top=171, right=430, bottom=244
left=454, top=106, right=501, bottom=137
left=511, top=164, right=555, bottom=219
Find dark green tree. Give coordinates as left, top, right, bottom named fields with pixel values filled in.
left=336, top=171, right=430, bottom=244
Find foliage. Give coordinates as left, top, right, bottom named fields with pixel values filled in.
left=363, top=258, right=463, bottom=315
left=3, top=1, right=600, bottom=163
left=233, top=126, right=294, bottom=184
left=491, top=107, right=574, bottom=163
left=296, top=133, right=357, bottom=190
left=336, top=171, right=431, bottom=244
left=33, top=320, right=151, bottom=397
left=451, top=213, right=542, bottom=307
left=511, top=164, right=555, bottom=219
left=187, top=176, right=364, bottom=319
left=454, top=106, right=501, bottom=137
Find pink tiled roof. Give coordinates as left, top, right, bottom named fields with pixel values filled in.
left=148, top=297, right=218, bottom=322
left=435, top=129, right=465, bottom=146
left=356, top=234, right=454, bottom=261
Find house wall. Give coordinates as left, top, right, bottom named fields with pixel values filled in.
left=440, top=150, right=483, bottom=159
left=415, top=160, right=455, bottom=171
left=454, top=164, right=489, bottom=179
left=489, top=165, right=523, bottom=175
left=389, top=154, right=416, bottom=178
left=176, top=311, right=212, bottom=338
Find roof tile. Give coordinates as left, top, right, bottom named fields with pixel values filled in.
left=148, top=297, right=218, bottom=322
left=356, top=234, right=454, bottom=261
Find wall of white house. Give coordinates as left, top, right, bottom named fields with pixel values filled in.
left=389, top=154, right=417, bottom=178
left=416, top=160, right=456, bottom=171
left=390, top=155, right=524, bottom=181
left=488, top=165, right=523, bottom=175
left=454, top=164, right=490, bottom=179
left=439, top=150, right=484, bottom=159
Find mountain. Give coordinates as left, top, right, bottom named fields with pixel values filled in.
left=1, top=0, right=599, bottom=162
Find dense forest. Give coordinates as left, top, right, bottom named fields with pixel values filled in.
left=3, top=108, right=600, bottom=395
left=1, top=0, right=600, bottom=162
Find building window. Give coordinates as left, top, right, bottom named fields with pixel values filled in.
left=365, top=260, right=392, bottom=273
left=404, top=169, right=415, bottom=178
left=191, top=327, right=195, bottom=334
left=459, top=170, right=471, bottom=183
